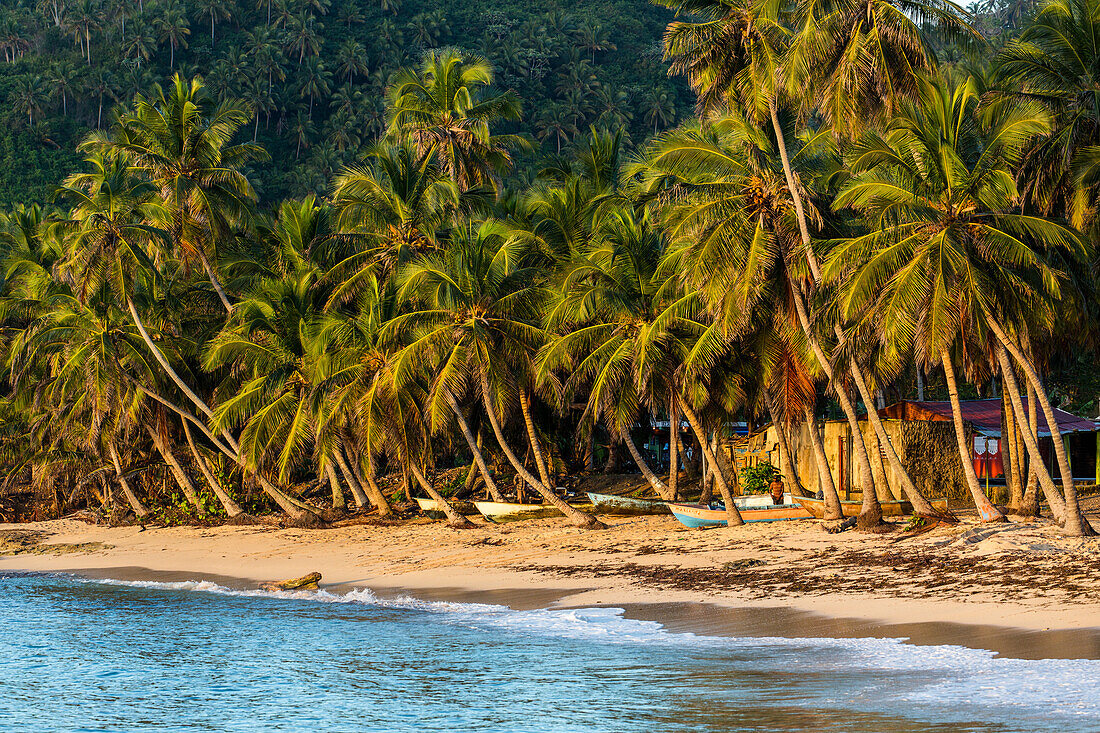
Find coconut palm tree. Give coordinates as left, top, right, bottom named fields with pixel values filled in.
left=156, top=2, right=191, bottom=69
left=80, top=74, right=268, bottom=314
left=194, top=0, right=234, bottom=47
left=390, top=219, right=605, bottom=528
left=634, top=115, right=859, bottom=520
left=386, top=49, right=526, bottom=191
left=330, top=139, right=466, bottom=294
left=994, top=0, right=1100, bottom=233
left=828, top=71, right=1094, bottom=533
left=55, top=151, right=320, bottom=525
left=539, top=209, right=695, bottom=501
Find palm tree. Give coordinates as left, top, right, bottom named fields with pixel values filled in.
left=656, top=0, right=961, bottom=525
left=535, top=105, right=578, bottom=154
left=156, top=2, right=191, bottom=69
left=290, top=111, right=315, bottom=158
left=194, top=0, right=234, bottom=47
left=391, top=220, right=605, bottom=529
left=80, top=75, right=268, bottom=314
left=123, top=20, right=157, bottom=67
left=13, top=76, right=47, bottom=127
left=789, top=0, right=974, bottom=139
left=995, top=0, right=1100, bottom=233
left=287, top=10, right=323, bottom=64
left=575, top=22, right=616, bottom=62
left=539, top=209, right=698, bottom=502
left=386, top=50, right=525, bottom=191
left=297, top=56, right=331, bottom=118
left=828, top=72, right=1094, bottom=534
left=633, top=115, right=859, bottom=520
left=85, top=68, right=116, bottom=129
left=204, top=197, right=388, bottom=515
left=48, top=63, right=78, bottom=117
left=330, top=139, right=464, bottom=285
left=334, top=39, right=369, bottom=83
left=640, top=86, right=675, bottom=135
left=55, top=154, right=323, bottom=525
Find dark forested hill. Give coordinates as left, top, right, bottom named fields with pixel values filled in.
left=0, top=0, right=688, bottom=205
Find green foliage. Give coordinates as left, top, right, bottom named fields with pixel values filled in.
left=0, top=0, right=688, bottom=204
left=741, top=462, right=780, bottom=495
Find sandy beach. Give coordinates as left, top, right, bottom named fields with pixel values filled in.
left=3, top=513, right=1099, bottom=657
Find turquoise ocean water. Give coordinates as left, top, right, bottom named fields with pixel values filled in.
left=1, top=572, right=1098, bottom=732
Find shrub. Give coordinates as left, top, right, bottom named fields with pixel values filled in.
left=741, top=462, right=780, bottom=495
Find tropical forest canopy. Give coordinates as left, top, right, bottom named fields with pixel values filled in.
left=0, top=0, right=685, bottom=203
left=1, top=0, right=1099, bottom=538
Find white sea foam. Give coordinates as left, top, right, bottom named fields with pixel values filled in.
left=86, top=577, right=691, bottom=645
left=84, top=576, right=1100, bottom=719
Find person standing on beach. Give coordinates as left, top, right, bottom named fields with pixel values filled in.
left=769, top=476, right=785, bottom=505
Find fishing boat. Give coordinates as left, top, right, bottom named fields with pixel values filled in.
left=413, top=497, right=478, bottom=517
left=473, top=501, right=561, bottom=522
left=794, top=495, right=949, bottom=519
left=736, top=493, right=792, bottom=508
left=586, top=492, right=670, bottom=515
left=668, top=502, right=813, bottom=528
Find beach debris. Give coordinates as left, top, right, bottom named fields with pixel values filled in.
left=0, top=530, right=110, bottom=556
left=823, top=517, right=857, bottom=534
left=722, top=559, right=764, bottom=570
left=260, top=572, right=322, bottom=592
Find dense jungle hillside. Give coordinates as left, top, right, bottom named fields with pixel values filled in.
left=0, top=0, right=687, bottom=204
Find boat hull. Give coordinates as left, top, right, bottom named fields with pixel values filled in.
left=473, top=501, right=560, bottom=522
left=794, top=496, right=949, bottom=519
left=413, top=497, right=478, bottom=517
left=586, top=492, right=669, bottom=515
left=668, top=502, right=813, bottom=528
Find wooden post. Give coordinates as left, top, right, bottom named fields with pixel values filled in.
left=1064, top=434, right=1073, bottom=482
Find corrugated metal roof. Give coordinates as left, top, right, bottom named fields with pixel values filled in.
left=878, top=399, right=1097, bottom=437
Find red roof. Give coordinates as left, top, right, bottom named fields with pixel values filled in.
left=878, top=399, right=1097, bottom=437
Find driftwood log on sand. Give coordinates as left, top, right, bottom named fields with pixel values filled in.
left=260, top=572, right=322, bottom=591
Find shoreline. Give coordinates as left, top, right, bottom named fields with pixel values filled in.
left=3, top=515, right=1099, bottom=659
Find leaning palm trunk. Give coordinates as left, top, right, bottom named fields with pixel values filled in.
left=343, top=436, right=391, bottom=515
left=769, top=124, right=894, bottom=523
left=1003, top=389, right=1024, bottom=509
left=145, top=424, right=201, bottom=509
left=941, top=351, right=1006, bottom=522
left=985, top=316, right=1094, bottom=536
left=803, top=406, right=843, bottom=519
left=135, top=383, right=321, bottom=523
left=787, top=284, right=880, bottom=526
left=520, top=391, right=553, bottom=489
left=443, top=391, right=504, bottom=501
left=621, top=425, right=672, bottom=499
left=479, top=375, right=604, bottom=529
left=127, top=298, right=322, bottom=523
left=182, top=421, right=244, bottom=518
left=769, top=97, right=821, bottom=282
left=668, top=396, right=680, bottom=500
left=847, top=357, right=939, bottom=514
left=993, top=342, right=1071, bottom=525
left=407, top=462, right=475, bottom=528
left=325, top=462, right=347, bottom=510
left=1021, top=380, right=1041, bottom=516
left=678, top=396, right=744, bottom=527
left=332, top=448, right=371, bottom=510
left=764, top=395, right=805, bottom=497
left=197, top=246, right=233, bottom=313
left=108, top=441, right=148, bottom=518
